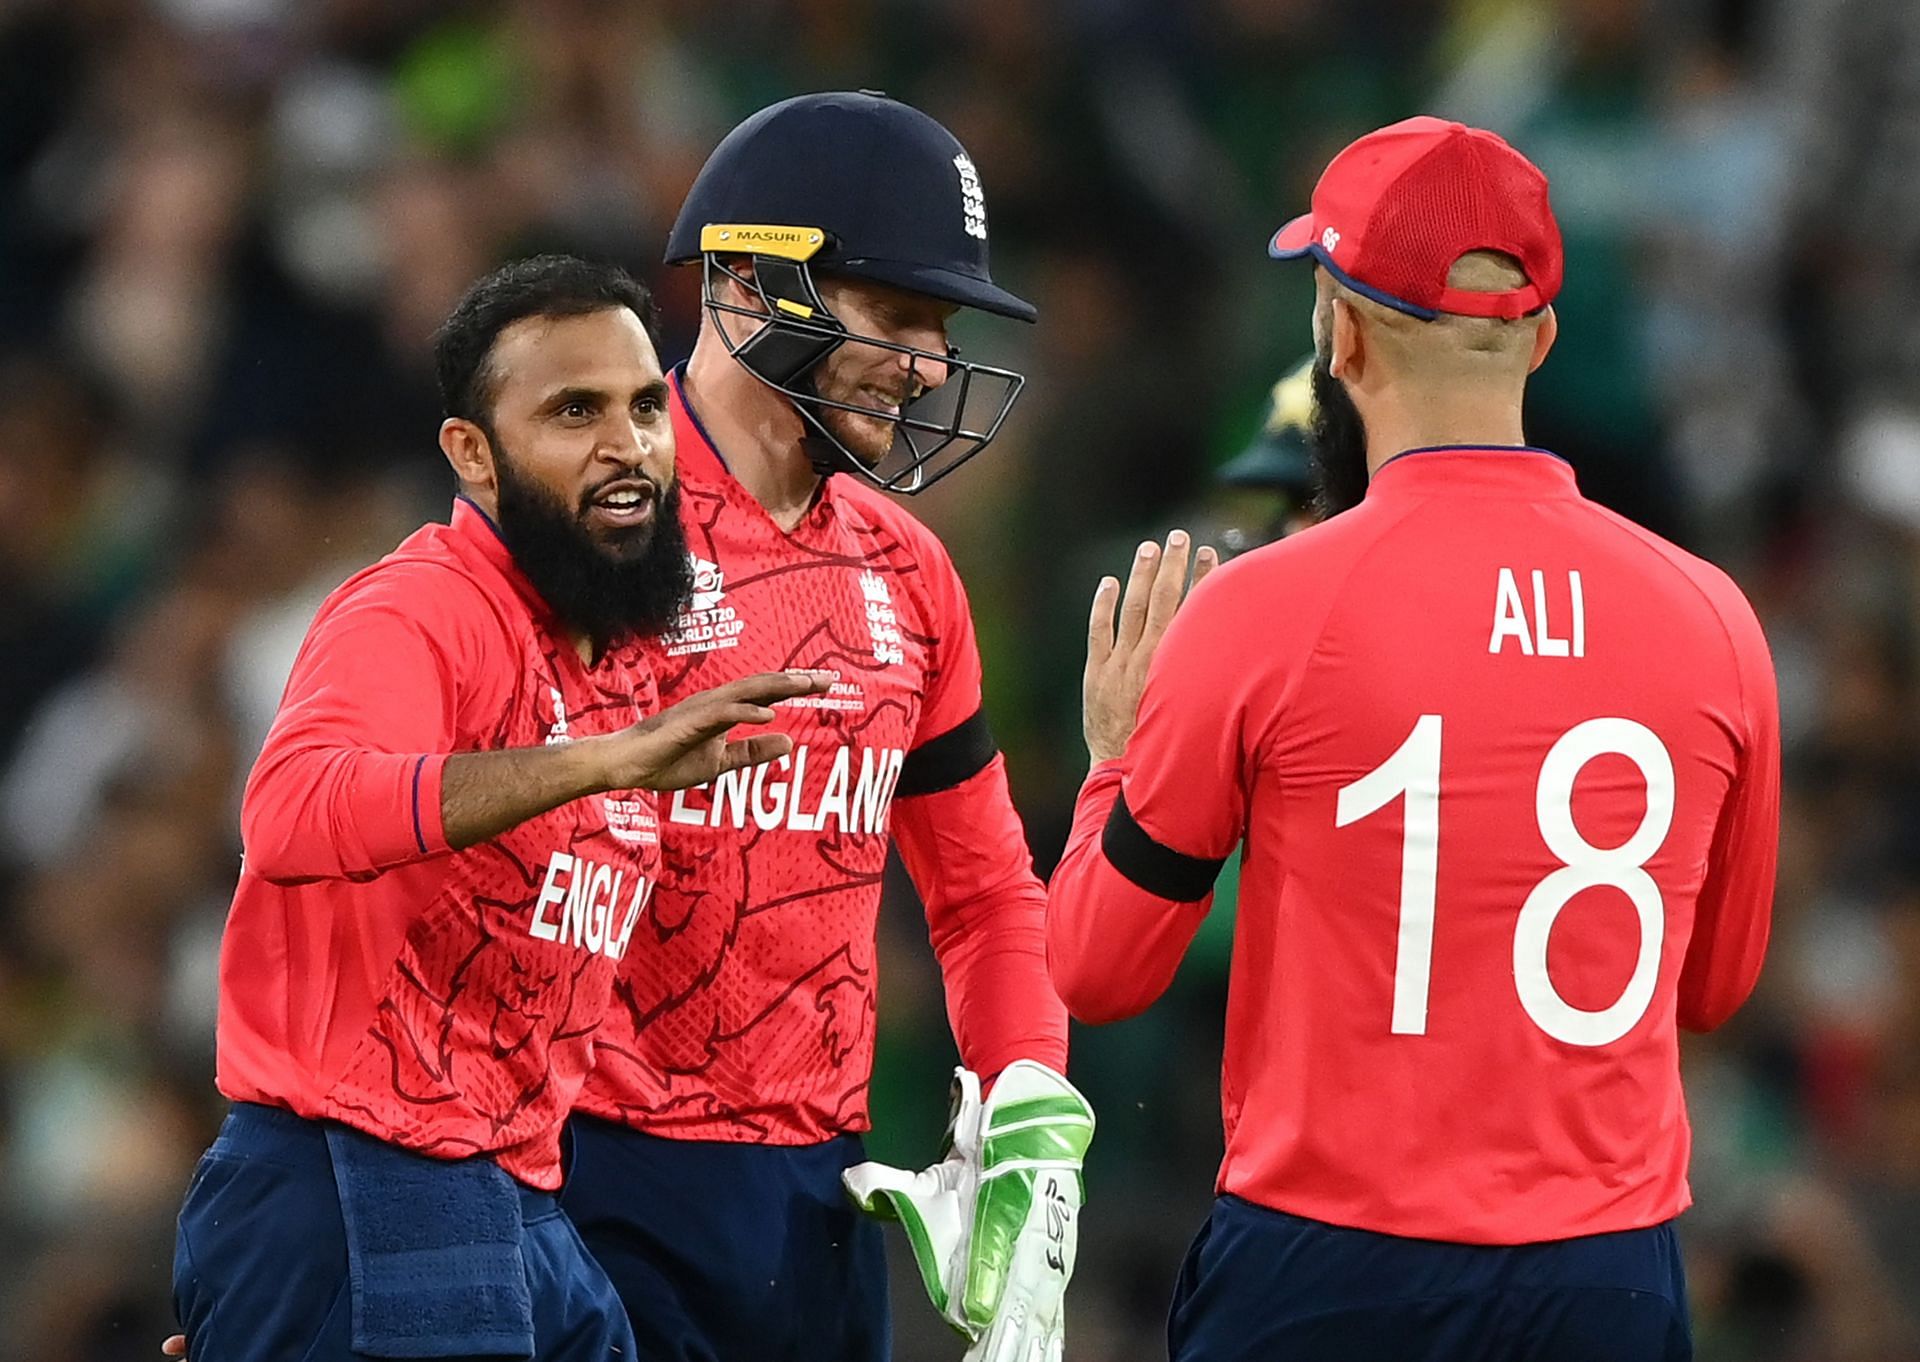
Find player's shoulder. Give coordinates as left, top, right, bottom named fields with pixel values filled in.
left=830, top=476, right=959, bottom=573
left=831, top=475, right=941, bottom=542
left=1196, top=498, right=1405, bottom=605
left=315, top=522, right=516, bottom=640
left=1157, top=508, right=1394, bottom=672
left=1580, top=500, right=1767, bottom=650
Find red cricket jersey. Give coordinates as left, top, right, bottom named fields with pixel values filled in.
left=1049, top=447, right=1779, bottom=1243
left=217, top=498, right=661, bottom=1189
left=573, top=368, right=1066, bottom=1143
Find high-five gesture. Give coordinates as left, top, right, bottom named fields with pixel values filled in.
left=1083, top=531, right=1217, bottom=764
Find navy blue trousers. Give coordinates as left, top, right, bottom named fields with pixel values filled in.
left=559, top=1115, right=889, bottom=1362
left=173, top=1104, right=635, bottom=1362
left=1169, top=1196, right=1693, bottom=1362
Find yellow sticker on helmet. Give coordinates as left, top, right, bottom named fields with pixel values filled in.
left=774, top=298, right=815, bottom=319
left=700, top=224, right=827, bottom=261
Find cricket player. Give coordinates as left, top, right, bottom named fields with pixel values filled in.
left=171, top=255, right=828, bottom=1362
left=556, top=92, right=1103, bottom=1362
left=1050, top=117, right=1779, bottom=1360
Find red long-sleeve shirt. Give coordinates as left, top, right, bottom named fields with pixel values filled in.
left=1049, top=446, right=1779, bottom=1243
left=574, top=369, right=1066, bottom=1142
left=218, top=499, right=661, bottom=1189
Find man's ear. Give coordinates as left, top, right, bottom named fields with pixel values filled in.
left=439, top=418, right=496, bottom=498
left=1329, top=296, right=1366, bottom=386
left=1527, top=307, right=1558, bottom=374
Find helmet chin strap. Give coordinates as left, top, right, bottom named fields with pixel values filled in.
left=799, top=436, right=846, bottom=478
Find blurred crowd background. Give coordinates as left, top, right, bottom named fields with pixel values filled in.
left=1, top=0, right=1917, bottom=1358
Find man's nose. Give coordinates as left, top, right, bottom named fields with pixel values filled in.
left=903, top=345, right=951, bottom=393
left=597, top=420, right=673, bottom=481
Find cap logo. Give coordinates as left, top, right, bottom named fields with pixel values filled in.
left=1321, top=227, right=1341, bottom=254
left=698, top=224, right=826, bottom=262
left=954, top=154, right=988, bottom=241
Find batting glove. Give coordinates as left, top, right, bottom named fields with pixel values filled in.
left=843, top=1060, right=1094, bottom=1361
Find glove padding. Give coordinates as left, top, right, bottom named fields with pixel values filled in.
left=843, top=1061, right=1094, bottom=1361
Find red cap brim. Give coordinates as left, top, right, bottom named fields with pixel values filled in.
left=1267, top=213, right=1317, bottom=259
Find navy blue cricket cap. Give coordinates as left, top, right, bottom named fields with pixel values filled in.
left=665, top=91, right=1037, bottom=323
left=1219, top=356, right=1315, bottom=492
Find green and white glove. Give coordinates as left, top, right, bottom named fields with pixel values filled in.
left=843, top=1060, right=1094, bottom=1362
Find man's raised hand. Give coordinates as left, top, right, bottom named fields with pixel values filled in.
left=1083, top=531, right=1217, bottom=765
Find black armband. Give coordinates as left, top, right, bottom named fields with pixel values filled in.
left=1101, top=790, right=1225, bottom=902
left=896, top=708, right=997, bottom=798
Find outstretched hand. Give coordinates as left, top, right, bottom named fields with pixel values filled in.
left=1083, top=531, right=1217, bottom=765
left=598, top=670, right=835, bottom=792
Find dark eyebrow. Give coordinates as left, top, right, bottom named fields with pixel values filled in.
left=541, top=385, right=609, bottom=412
left=632, top=378, right=670, bottom=405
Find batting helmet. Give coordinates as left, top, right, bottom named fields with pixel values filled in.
left=666, top=91, right=1035, bottom=493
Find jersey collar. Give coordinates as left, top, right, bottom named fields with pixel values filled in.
left=668, top=362, right=841, bottom=530
left=1367, top=444, right=1577, bottom=500
left=451, top=493, right=520, bottom=574
left=667, top=363, right=731, bottom=488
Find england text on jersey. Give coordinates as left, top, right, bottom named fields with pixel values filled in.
left=574, top=369, right=1065, bottom=1145
left=667, top=744, right=906, bottom=835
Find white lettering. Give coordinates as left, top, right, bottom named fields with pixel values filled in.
left=1532, top=569, right=1571, bottom=657
left=816, top=746, right=852, bottom=829
left=1492, top=568, right=1587, bottom=660
left=787, top=744, right=819, bottom=831
left=1570, top=569, right=1586, bottom=658
left=880, top=747, right=904, bottom=813
left=669, top=786, right=706, bottom=825
left=653, top=744, right=907, bottom=834
left=710, top=765, right=751, bottom=828
left=609, top=877, right=652, bottom=959
left=526, top=852, right=652, bottom=959
left=852, top=747, right=901, bottom=833
left=585, top=864, right=614, bottom=953
left=752, top=754, right=791, bottom=830
left=1490, top=567, right=1533, bottom=656
left=563, top=865, right=592, bottom=948
left=529, top=853, right=572, bottom=940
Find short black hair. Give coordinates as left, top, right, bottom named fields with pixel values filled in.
left=433, top=254, right=662, bottom=426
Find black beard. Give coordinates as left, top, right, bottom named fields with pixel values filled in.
left=493, top=446, right=693, bottom=647
left=1309, top=348, right=1371, bottom=519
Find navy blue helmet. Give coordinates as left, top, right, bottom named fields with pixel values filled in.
left=667, top=91, right=1036, bottom=493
